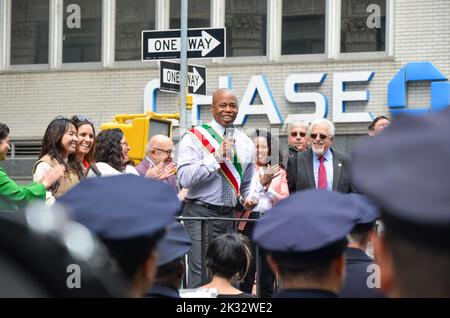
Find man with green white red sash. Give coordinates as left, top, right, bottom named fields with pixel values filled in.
left=177, top=88, right=257, bottom=288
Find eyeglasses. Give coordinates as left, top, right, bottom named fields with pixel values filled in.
left=153, top=148, right=174, bottom=156
left=310, top=133, right=329, bottom=141
left=72, top=115, right=94, bottom=125
left=291, top=132, right=307, bottom=138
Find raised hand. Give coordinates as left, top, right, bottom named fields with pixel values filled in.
left=259, top=164, right=281, bottom=188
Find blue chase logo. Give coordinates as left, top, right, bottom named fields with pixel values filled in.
left=388, top=62, right=450, bottom=115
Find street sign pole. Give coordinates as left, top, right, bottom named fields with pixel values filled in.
left=179, top=0, right=189, bottom=133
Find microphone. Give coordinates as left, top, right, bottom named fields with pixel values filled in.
left=224, top=124, right=235, bottom=140
left=224, top=125, right=235, bottom=160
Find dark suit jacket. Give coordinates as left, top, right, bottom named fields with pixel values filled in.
left=286, top=148, right=354, bottom=194
left=340, top=247, right=384, bottom=298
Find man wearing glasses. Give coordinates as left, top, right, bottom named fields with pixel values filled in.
left=287, top=118, right=353, bottom=194
left=287, top=121, right=310, bottom=161
left=135, top=134, right=177, bottom=190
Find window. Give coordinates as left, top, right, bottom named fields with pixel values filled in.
left=10, top=0, right=49, bottom=65
left=115, top=0, right=155, bottom=61
left=340, top=0, right=386, bottom=53
left=170, top=0, right=210, bottom=29
left=225, top=0, right=267, bottom=57
left=282, top=0, right=326, bottom=55
left=63, top=0, right=102, bottom=63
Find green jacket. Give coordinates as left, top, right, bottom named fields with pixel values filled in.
left=0, top=167, right=46, bottom=208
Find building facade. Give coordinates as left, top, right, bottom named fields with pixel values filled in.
left=1, top=0, right=449, bottom=178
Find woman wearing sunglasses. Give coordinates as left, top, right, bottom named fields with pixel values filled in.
left=32, top=117, right=84, bottom=205
left=71, top=115, right=96, bottom=176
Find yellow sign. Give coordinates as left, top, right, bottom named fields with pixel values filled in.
left=100, top=111, right=180, bottom=163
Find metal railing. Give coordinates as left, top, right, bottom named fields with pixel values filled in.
left=175, top=215, right=274, bottom=298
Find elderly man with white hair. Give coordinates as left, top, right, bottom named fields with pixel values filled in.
left=287, top=121, right=310, bottom=160
left=286, top=118, right=354, bottom=194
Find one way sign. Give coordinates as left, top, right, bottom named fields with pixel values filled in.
left=159, top=61, right=207, bottom=95
left=142, top=27, right=225, bottom=60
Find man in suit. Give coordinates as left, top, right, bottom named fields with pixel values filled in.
left=135, top=134, right=177, bottom=190
left=287, top=118, right=353, bottom=194
left=287, top=121, right=310, bottom=161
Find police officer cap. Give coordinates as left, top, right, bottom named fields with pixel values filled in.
left=59, top=174, right=180, bottom=241
left=156, top=222, right=191, bottom=266
left=253, top=190, right=360, bottom=267
left=352, top=110, right=450, bottom=246
left=348, top=193, right=380, bottom=225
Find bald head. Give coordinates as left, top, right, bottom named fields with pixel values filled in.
left=211, top=88, right=238, bottom=127
left=147, top=135, right=174, bottom=165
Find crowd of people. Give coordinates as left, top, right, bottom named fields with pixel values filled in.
left=1, top=87, right=449, bottom=298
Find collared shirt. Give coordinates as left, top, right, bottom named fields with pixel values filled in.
left=177, top=119, right=255, bottom=206
left=313, top=149, right=333, bottom=191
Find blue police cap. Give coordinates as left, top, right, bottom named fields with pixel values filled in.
left=351, top=110, right=450, bottom=246
left=156, top=222, right=191, bottom=266
left=58, top=174, right=180, bottom=241
left=253, top=190, right=361, bottom=266
left=352, top=110, right=450, bottom=225
left=348, top=193, right=380, bottom=225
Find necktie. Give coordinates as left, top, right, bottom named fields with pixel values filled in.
left=318, top=156, right=327, bottom=190
left=222, top=175, right=235, bottom=206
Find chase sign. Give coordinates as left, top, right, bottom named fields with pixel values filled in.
left=143, top=62, right=450, bottom=125
left=388, top=62, right=450, bottom=115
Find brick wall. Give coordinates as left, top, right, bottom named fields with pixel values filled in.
left=1, top=0, right=449, bottom=140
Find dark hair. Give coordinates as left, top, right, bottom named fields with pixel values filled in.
left=39, top=118, right=84, bottom=179
left=71, top=115, right=96, bottom=164
left=206, top=233, right=252, bottom=281
left=0, top=123, right=9, bottom=141
left=276, top=259, right=335, bottom=283
left=368, top=116, right=390, bottom=131
left=95, top=128, right=125, bottom=172
left=349, top=222, right=376, bottom=245
left=251, top=129, right=285, bottom=168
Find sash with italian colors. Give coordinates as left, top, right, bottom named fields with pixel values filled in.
left=188, top=124, right=243, bottom=195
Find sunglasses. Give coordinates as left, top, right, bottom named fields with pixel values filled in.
left=72, top=115, right=94, bottom=125
left=291, top=132, right=307, bottom=138
left=310, top=133, right=329, bottom=140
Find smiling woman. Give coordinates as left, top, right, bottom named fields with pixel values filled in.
left=71, top=115, right=96, bottom=175
left=0, top=123, right=65, bottom=209
left=32, top=118, right=83, bottom=205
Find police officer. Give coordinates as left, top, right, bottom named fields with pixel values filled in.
left=58, top=174, right=180, bottom=297
left=253, top=189, right=360, bottom=298
left=340, top=193, right=384, bottom=298
left=145, top=221, right=191, bottom=298
left=352, top=109, right=450, bottom=297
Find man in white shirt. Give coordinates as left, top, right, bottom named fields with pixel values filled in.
left=177, top=88, right=256, bottom=287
